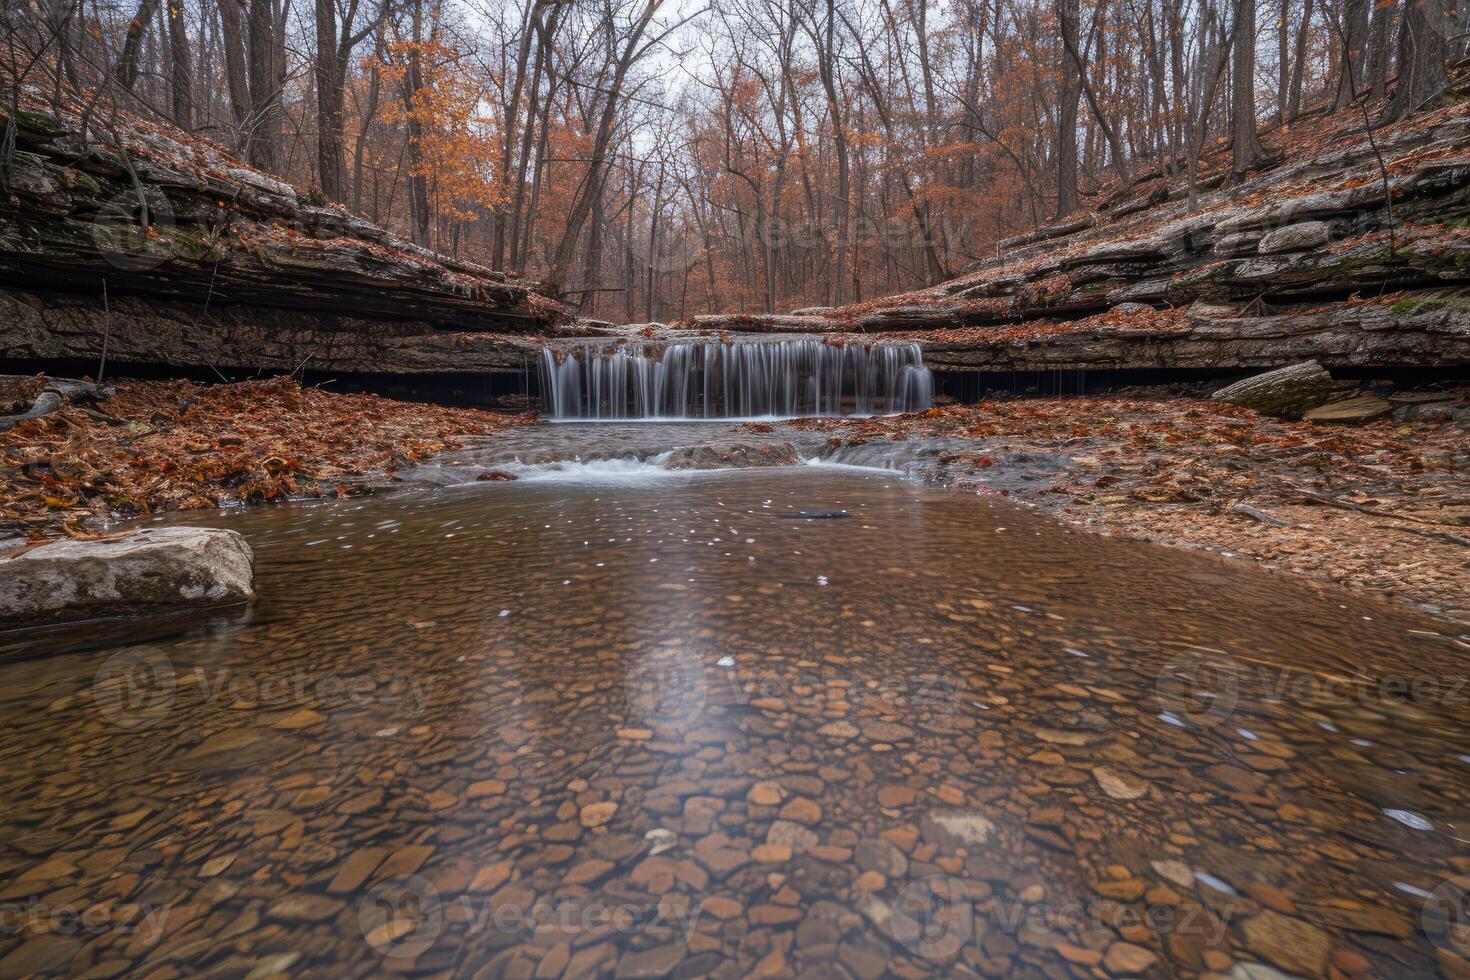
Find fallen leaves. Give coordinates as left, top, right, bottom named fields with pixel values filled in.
left=1, top=376, right=537, bottom=544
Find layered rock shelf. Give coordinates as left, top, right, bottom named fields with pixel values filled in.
left=2, top=98, right=1468, bottom=378
left=0, top=101, right=569, bottom=375
left=682, top=100, right=1470, bottom=372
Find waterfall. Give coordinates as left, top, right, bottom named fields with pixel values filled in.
left=539, top=340, right=935, bottom=420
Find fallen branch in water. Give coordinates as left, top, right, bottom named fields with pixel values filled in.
left=0, top=378, right=112, bottom=433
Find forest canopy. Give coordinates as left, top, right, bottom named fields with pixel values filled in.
left=4, top=0, right=1462, bottom=321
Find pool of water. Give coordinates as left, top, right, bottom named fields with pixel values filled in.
left=1, top=455, right=1468, bottom=977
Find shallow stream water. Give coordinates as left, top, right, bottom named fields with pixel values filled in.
left=1, top=425, right=1468, bottom=978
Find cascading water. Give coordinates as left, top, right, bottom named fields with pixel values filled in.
left=539, top=339, right=934, bottom=420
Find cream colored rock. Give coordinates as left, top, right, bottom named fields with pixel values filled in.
left=0, top=527, right=254, bottom=627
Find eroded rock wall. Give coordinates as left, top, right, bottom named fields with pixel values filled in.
left=0, top=102, right=568, bottom=372
left=684, top=100, right=1470, bottom=372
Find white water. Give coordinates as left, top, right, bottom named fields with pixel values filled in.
left=539, top=339, right=933, bottom=420
left=492, top=455, right=682, bottom=483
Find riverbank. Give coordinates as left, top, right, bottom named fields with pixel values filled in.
left=6, top=375, right=1466, bottom=627
left=786, top=392, right=1470, bottom=626
left=0, top=376, right=534, bottom=549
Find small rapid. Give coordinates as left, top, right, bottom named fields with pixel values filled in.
left=539, top=338, right=933, bottom=420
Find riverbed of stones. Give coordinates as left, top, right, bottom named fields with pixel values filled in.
left=0, top=469, right=1467, bottom=978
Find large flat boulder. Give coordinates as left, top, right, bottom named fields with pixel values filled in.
left=1211, top=360, right=1337, bottom=419
left=0, top=527, right=255, bottom=628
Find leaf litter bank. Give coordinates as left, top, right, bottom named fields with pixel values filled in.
left=0, top=376, right=535, bottom=548
left=3, top=375, right=1466, bottom=629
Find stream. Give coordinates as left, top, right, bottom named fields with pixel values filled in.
left=0, top=423, right=1467, bottom=978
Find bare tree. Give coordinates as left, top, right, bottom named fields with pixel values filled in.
left=1231, top=0, right=1263, bottom=177
left=1380, top=0, right=1448, bottom=121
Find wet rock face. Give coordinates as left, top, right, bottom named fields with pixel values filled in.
left=0, top=527, right=254, bottom=627
left=662, top=442, right=800, bottom=470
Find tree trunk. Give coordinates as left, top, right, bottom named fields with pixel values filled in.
left=1380, top=0, right=1448, bottom=122
left=815, top=0, right=849, bottom=306
left=314, top=0, right=343, bottom=199
left=246, top=0, right=279, bottom=170
left=166, top=0, right=193, bottom=126
left=1231, top=0, right=1264, bottom=178
left=546, top=0, right=664, bottom=293
left=1332, top=0, right=1370, bottom=108
left=1277, top=0, right=1289, bottom=122
left=1286, top=0, right=1314, bottom=119
left=492, top=0, right=541, bottom=270
left=352, top=32, right=385, bottom=213
left=1365, top=0, right=1394, bottom=99
left=115, top=0, right=160, bottom=91
left=1056, top=0, right=1081, bottom=216
left=217, top=0, right=251, bottom=132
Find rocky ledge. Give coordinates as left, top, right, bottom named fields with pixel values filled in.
left=0, top=527, right=255, bottom=628
left=682, top=99, right=1470, bottom=373
left=0, top=100, right=571, bottom=376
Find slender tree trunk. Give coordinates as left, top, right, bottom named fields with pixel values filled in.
left=1332, top=0, right=1370, bottom=108
left=1286, top=0, right=1314, bottom=118
left=645, top=163, right=664, bottom=321
left=814, top=0, right=849, bottom=305
left=166, top=0, right=192, bottom=126
left=246, top=0, right=279, bottom=169
left=400, top=0, right=432, bottom=244
left=1232, top=0, right=1264, bottom=177
left=1056, top=0, right=1081, bottom=216
left=314, top=0, right=343, bottom=198
left=352, top=30, right=385, bottom=212
left=1277, top=0, right=1290, bottom=122
left=1380, top=0, right=1448, bottom=121
left=1365, top=0, right=1394, bottom=99
left=115, top=0, right=160, bottom=91
left=217, top=0, right=251, bottom=133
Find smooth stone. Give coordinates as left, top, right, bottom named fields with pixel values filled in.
left=0, top=526, right=254, bottom=626
left=580, top=802, right=618, bottom=827
left=0, top=935, right=82, bottom=979
left=1093, top=767, right=1149, bottom=800
left=1102, top=942, right=1158, bottom=975
left=1240, top=910, right=1331, bottom=977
